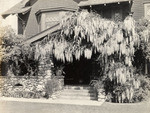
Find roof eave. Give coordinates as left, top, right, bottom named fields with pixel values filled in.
left=78, top=0, right=133, bottom=7
left=1, top=0, right=31, bottom=17
left=35, top=7, right=77, bottom=16
left=2, top=6, right=31, bottom=17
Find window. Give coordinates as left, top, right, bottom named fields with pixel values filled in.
left=37, top=11, right=69, bottom=32
left=144, top=3, right=150, bottom=19
left=45, top=16, right=59, bottom=29
left=17, top=12, right=30, bottom=35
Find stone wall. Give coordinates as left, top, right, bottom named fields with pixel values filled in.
left=0, top=76, right=47, bottom=97
left=0, top=54, right=64, bottom=98
left=0, top=56, right=54, bottom=97
left=37, top=55, right=54, bottom=78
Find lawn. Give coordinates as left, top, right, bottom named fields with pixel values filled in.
left=0, top=100, right=150, bottom=113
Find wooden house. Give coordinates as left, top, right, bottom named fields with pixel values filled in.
left=2, top=0, right=150, bottom=37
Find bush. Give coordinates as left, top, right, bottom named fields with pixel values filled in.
left=45, top=78, right=59, bottom=98
left=132, top=76, right=150, bottom=102
left=91, top=74, right=150, bottom=103
left=2, top=90, right=44, bottom=99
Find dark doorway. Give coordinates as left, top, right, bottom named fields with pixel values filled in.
left=63, top=57, right=92, bottom=85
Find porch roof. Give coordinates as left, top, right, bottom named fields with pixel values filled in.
left=78, top=0, right=132, bottom=7
left=22, top=23, right=60, bottom=45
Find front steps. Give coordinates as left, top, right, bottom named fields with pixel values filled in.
left=57, top=85, right=97, bottom=101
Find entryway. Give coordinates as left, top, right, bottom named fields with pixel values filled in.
left=53, top=56, right=101, bottom=101
left=63, top=57, right=92, bottom=85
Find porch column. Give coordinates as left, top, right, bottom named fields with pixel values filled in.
left=38, top=55, right=54, bottom=81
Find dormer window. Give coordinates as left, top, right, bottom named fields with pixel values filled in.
left=36, top=9, right=75, bottom=32
left=45, top=13, right=59, bottom=29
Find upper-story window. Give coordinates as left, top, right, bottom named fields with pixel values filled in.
left=45, top=12, right=59, bottom=29
left=37, top=11, right=68, bottom=32
left=18, top=12, right=30, bottom=35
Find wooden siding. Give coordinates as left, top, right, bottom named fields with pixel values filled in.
left=131, top=0, right=145, bottom=20
left=81, top=3, right=130, bottom=21
left=10, top=0, right=150, bottom=37
left=78, top=0, right=149, bottom=20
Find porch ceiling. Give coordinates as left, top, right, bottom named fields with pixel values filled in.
left=78, top=0, right=132, bottom=7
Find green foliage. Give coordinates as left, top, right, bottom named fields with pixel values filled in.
left=132, top=76, right=150, bottom=102
left=2, top=90, right=44, bottom=99
left=135, top=18, right=150, bottom=60
left=34, top=10, right=150, bottom=103
left=36, top=10, right=139, bottom=64
left=0, top=24, right=38, bottom=76
left=90, top=79, right=105, bottom=92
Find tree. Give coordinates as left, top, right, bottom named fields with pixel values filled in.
left=0, top=22, right=38, bottom=76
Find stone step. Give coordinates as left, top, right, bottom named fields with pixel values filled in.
left=58, top=95, right=97, bottom=100
left=64, top=85, right=93, bottom=90
left=61, top=91, right=96, bottom=97
left=63, top=89, right=95, bottom=93
left=57, top=85, right=97, bottom=101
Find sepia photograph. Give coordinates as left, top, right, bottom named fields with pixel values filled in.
left=0, top=0, right=150, bottom=113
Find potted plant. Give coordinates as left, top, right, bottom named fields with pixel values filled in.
left=55, top=65, right=65, bottom=76
left=91, top=79, right=105, bottom=101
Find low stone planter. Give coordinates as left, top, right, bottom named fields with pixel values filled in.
left=97, top=89, right=106, bottom=102
left=51, top=90, right=62, bottom=100
left=54, top=76, right=64, bottom=90
left=51, top=95, right=57, bottom=100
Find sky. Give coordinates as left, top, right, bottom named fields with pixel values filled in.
left=0, top=0, right=22, bottom=13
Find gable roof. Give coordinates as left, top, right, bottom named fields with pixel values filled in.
left=35, top=0, right=78, bottom=11
left=2, top=0, right=31, bottom=16
left=2, top=0, right=78, bottom=16
left=2, top=0, right=78, bottom=38
left=78, top=0, right=132, bottom=7
left=24, top=0, right=78, bottom=38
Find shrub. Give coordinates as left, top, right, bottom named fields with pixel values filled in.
left=132, top=76, right=150, bottom=102
left=2, top=90, right=44, bottom=99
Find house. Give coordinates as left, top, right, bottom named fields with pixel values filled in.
left=2, top=0, right=150, bottom=37
left=1, top=0, right=150, bottom=84
left=1, top=0, right=150, bottom=102
left=2, top=0, right=78, bottom=38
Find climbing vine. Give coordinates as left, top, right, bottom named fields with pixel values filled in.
left=34, top=10, right=150, bottom=103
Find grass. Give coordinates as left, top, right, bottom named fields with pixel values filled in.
left=0, top=100, right=150, bottom=113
